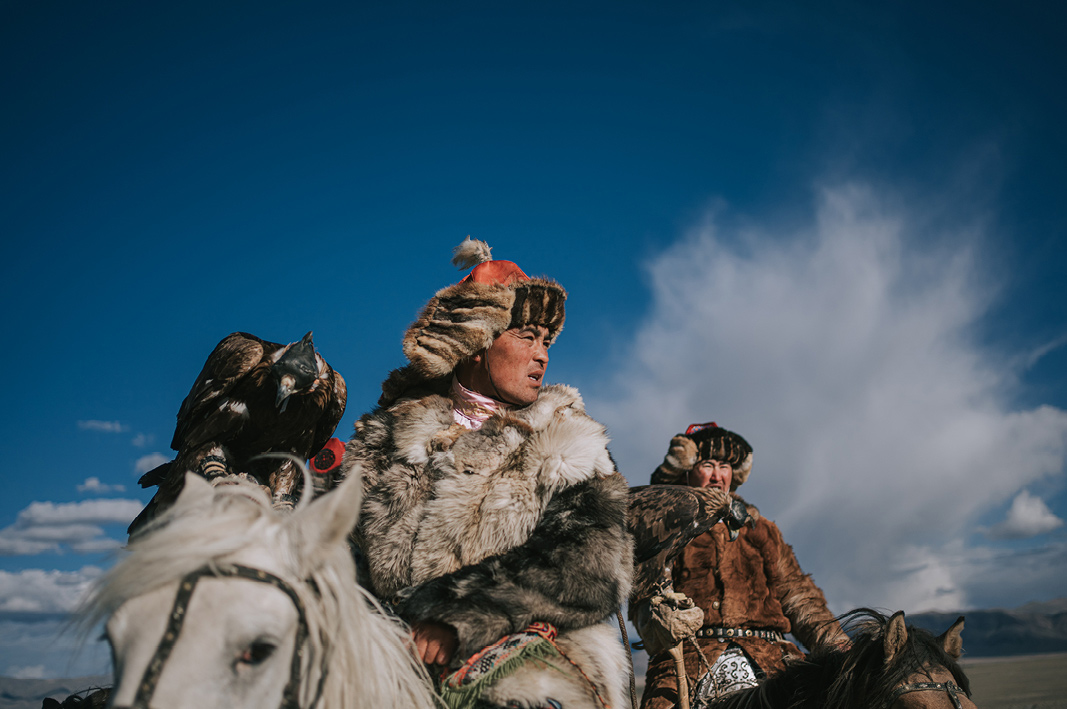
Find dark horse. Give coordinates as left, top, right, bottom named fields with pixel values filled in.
left=708, top=609, right=975, bottom=709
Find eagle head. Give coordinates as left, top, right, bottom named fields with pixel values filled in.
left=273, top=331, right=318, bottom=412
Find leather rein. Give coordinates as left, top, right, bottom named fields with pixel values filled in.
left=891, top=680, right=966, bottom=709
left=112, top=563, right=326, bottom=709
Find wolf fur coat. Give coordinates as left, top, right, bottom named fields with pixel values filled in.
left=340, top=376, right=633, bottom=709
left=639, top=495, right=846, bottom=709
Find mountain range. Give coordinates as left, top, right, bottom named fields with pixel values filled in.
left=908, top=598, right=1067, bottom=657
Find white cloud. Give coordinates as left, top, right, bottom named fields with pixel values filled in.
left=593, top=184, right=1067, bottom=613
left=7, top=663, right=47, bottom=679
left=0, top=499, right=143, bottom=556
left=952, top=541, right=1067, bottom=609
left=0, top=617, right=111, bottom=679
left=0, top=569, right=112, bottom=678
left=77, top=477, right=126, bottom=494
left=69, top=538, right=125, bottom=553
left=0, top=567, right=103, bottom=615
left=16, top=499, right=144, bottom=526
left=986, top=490, right=1065, bottom=540
left=131, top=432, right=154, bottom=447
left=135, top=452, right=170, bottom=474
left=77, top=420, right=128, bottom=433
left=1018, top=333, right=1067, bottom=371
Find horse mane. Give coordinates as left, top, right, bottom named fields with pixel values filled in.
left=81, top=480, right=439, bottom=709
left=710, top=608, right=971, bottom=709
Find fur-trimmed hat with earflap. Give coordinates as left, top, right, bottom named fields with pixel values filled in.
left=651, top=422, right=753, bottom=490
left=379, top=238, right=567, bottom=404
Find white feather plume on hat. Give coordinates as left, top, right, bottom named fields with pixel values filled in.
left=451, top=236, right=493, bottom=269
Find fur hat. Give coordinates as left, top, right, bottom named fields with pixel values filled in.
left=401, top=237, right=567, bottom=379
left=651, top=422, right=753, bottom=490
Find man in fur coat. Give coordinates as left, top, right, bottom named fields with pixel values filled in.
left=337, top=238, right=633, bottom=709
left=637, top=423, right=847, bottom=709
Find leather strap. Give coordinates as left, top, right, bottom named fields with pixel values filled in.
left=893, top=680, right=966, bottom=709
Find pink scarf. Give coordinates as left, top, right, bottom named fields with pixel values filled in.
left=450, top=376, right=512, bottom=430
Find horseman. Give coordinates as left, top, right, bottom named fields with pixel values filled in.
left=336, top=238, right=633, bottom=709
left=636, top=423, right=848, bottom=709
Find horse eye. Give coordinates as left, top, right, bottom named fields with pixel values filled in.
left=238, top=641, right=277, bottom=666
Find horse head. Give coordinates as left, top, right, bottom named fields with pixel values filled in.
left=706, top=608, right=977, bottom=709
left=884, top=611, right=974, bottom=709
left=85, top=468, right=436, bottom=709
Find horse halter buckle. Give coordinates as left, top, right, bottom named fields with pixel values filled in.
left=892, top=680, right=966, bottom=709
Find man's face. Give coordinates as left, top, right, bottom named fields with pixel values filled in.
left=464, top=325, right=550, bottom=406
left=688, top=459, right=733, bottom=491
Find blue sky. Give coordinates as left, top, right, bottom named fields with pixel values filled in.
left=2, top=0, right=1066, bottom=678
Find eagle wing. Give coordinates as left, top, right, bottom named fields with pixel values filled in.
left=171, top=332, right=281, bottom=450
left=628, top=484, right=733, bottom=600
left=308, top=356, right=348, bottom=457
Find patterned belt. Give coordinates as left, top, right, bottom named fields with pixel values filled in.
left=695, top=626, right=784, bottom=642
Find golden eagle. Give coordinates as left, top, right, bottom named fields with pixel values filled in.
left=128, top=331, right=347, bottom=535
left=628, top=484, right=750, bottom=601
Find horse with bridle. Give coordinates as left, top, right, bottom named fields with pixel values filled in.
left=706, top=608, right=975, bottom=709
left=79, top=470, right=440, bottom=709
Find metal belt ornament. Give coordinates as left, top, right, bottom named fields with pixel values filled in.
left=694, top=626, right=784, bottom=642
left=689, top=644, right=759, bottom=707
left=892, top=680, right=966, bottom=709
left=111, top=563, right=324, bottom=709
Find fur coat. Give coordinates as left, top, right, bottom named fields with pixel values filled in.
left=340, top=378, right=633, bottom=709
left=640, top=495, right=846, bottom=709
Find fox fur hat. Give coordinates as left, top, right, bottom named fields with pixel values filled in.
left=401, top=237, right=567, bottom=380
left=651, top=422, right=753, bottom=490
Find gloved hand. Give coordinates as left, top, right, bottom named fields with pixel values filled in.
left=633, top=591, right=705, bottom=656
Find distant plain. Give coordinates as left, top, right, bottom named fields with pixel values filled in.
left=961, top=652, right=1067, bottom=709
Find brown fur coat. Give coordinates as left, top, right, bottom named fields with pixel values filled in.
left=640, top=495, right=846, bottom=709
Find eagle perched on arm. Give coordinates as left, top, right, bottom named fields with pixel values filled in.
left=628, top=484, right=750, bottom=601
left=128, top=331, right=347, bottom=536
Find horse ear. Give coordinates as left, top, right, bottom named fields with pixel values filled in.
left=175, top=472, right=215, bottom=508
left=938, top=616, right=965, bottom=660
left=288, top=464, right=363, bottom=568
left=883, top=611, right=908, bottom=666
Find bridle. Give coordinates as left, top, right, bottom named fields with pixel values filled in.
left=892, top=680, right=967, bottom=709
left=112, top=563, right=326, bottom=709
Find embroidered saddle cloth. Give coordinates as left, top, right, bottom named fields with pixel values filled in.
left=440, top=622, right=564, bottom=709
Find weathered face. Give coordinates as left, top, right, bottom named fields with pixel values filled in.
left=463, top=325, right=551, bottom=406
left=105, top=548, right=301, bottom=709
left=688, top=459, right=733, bottom=491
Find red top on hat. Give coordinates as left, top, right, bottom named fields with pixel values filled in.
left=460, top=260, right=530, bottom=286
left=686, top=422, right=719, bottom=435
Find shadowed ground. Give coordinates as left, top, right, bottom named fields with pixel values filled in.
left=3, top=653, right=1065, bottom=708
left=630, top=652, right=1067, bottom=708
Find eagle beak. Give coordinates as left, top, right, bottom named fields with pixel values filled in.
left=276, top=375, right=296, bottom=413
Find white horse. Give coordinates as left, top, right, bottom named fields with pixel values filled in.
left=82, top=471, right=439, bottom=709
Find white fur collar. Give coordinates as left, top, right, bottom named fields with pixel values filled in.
left=386, top=384, right=610, bottom=490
